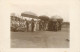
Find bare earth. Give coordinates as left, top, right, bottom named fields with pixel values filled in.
left=11, top=28, right=69, bottom=48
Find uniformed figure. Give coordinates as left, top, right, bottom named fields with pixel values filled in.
left=31, top=19, right=35, bottom=32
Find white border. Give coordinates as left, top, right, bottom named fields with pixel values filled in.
left=0, top=0, right=80, bottom=52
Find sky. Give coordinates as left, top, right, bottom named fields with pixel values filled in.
left=8, top=0, right=70, bottom=22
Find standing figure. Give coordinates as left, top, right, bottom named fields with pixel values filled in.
left=39, top=20, right=42, bottom=31
left=26, top=19, right=29, bottom=32
left=48, top=20, right=53, bottom=31
left=37, top=21, right=39, bottom=31
left=31, top=19, right=35, bottom=32
left=57, top=19, right=63, bottom=30
left=34, top=21, right=37, bottom=31
left=55, top=21, right=59, bottom=31
left=58, top=21, right=62, bottom=30
left=41, top=21, right=44, bottom=30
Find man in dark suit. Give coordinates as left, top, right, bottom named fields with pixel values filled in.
left=31, top=19, right=35, bottom=32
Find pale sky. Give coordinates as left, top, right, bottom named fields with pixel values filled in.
left=9, top=0, right=70, bottom=22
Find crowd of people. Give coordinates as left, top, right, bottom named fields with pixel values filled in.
left=11, top=15, right=63, bottom=32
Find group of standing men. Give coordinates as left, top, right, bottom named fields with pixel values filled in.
left=48, top=19, right=63, bottom=31
left=25, top=18, right=63, bottom=32
left=11, top=15, right=63, bottom=32
left=26, top=19, right=39, bottom=32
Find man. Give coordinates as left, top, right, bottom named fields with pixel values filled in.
left=58, top=21, right=62, bottom=30
left=31, top=19, right=35, bottom=32
left=48, top=20, right=53, bottom=31
left=55, top=21, right=59, bottom=31
left=39, top=20, right=42, bottom=31
left=26, top=19, right=29, bottom=32
left=57, top=19, right=63, bottom=30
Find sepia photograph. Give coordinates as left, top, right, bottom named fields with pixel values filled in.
left=1, top=0, right=80, bottom=52
left=10, top=0, right=70, bottom=48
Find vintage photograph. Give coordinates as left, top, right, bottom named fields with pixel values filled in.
left=10, top=0, right=70, bottom=48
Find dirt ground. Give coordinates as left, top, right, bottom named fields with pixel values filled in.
left=11, top=28, right=69, bottom=48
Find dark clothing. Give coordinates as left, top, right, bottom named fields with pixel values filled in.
left=31, top=22, right=34, bottom=32
left=31, top=19, right=35, bottom=32
left=48, top=20, right=58, bottom=31
left=26, top=21, right=29, bottom=31
left=48, top=20, right=54, bottom=31
left=58, top=21, right=62, bottom=30
left=39, top=20, right=43, bottom=31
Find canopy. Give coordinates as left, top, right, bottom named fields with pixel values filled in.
left=51, top=15, right=63, bottom=21
left=38, top=15, right=49, bottom=21
left=50, top=16, right=57, bottom=21
left=21, top=11, right=38, bottom=19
